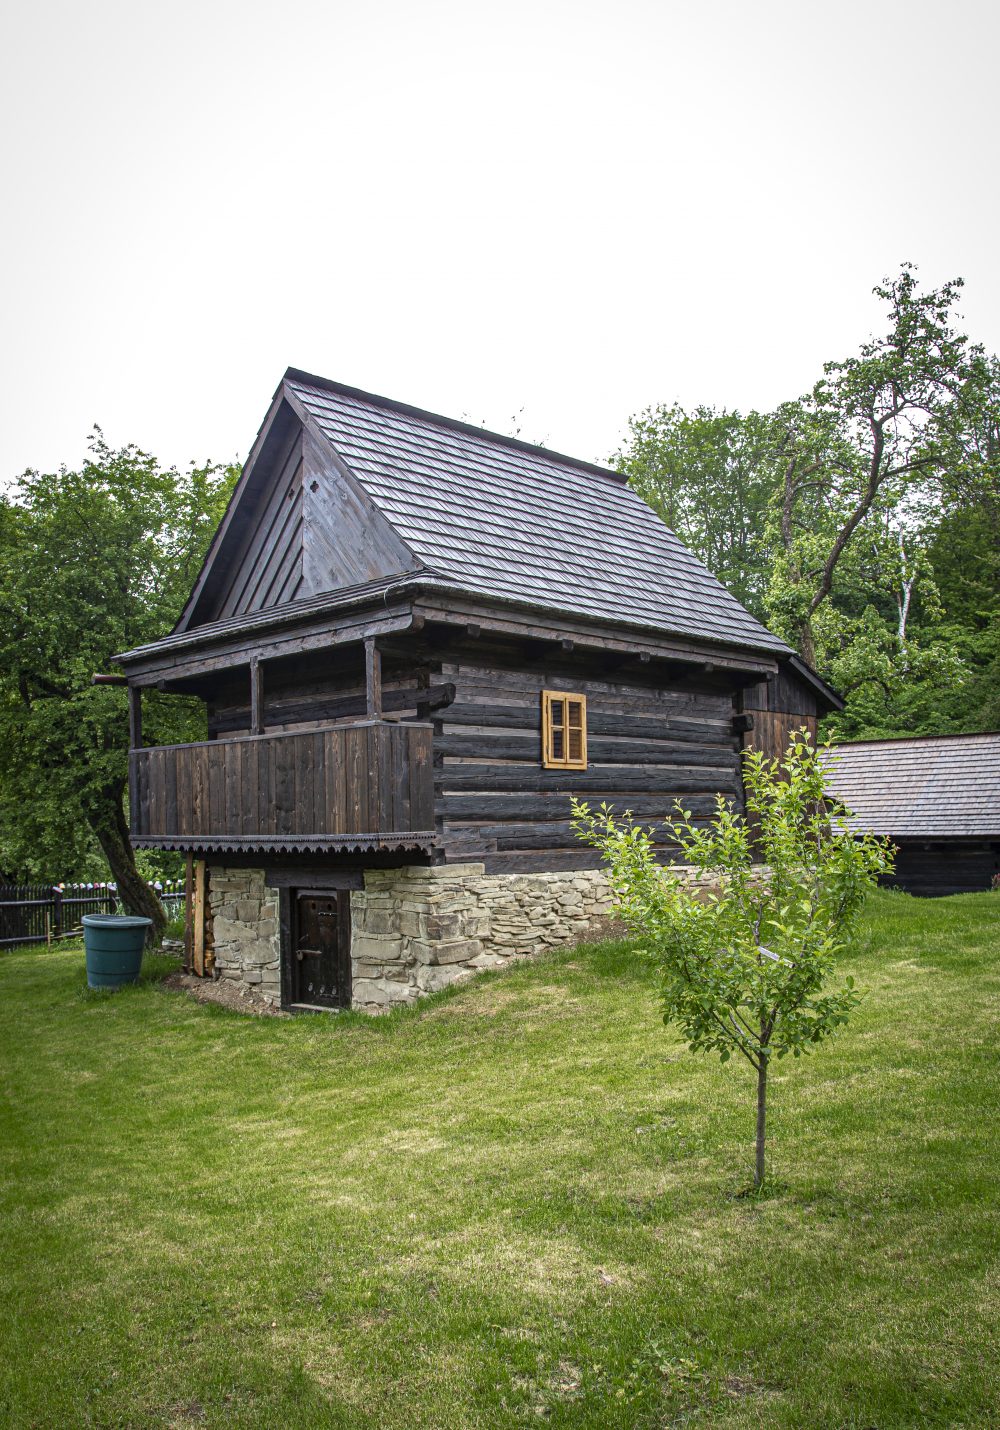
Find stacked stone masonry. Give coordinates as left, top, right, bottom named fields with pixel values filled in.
left=207, top=868, right=281, bottom=1004
left=349, top=864, right=617, bottom=1011
left=205, top=863, right=620, bottom=1011
left=204, top=863, right=734, bottom=1012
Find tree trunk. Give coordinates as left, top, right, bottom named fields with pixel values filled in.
left=755, top=1057, right=768, bottom=1190
left=797, top=621, right=817, bottom=670
left=83, top=783, right=165, bottom=942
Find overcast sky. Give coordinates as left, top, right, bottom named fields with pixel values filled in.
left=2, top=0, right=998, bottom=482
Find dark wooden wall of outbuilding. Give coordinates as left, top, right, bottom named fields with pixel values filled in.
left=883, top=841, right=1000, bottom=897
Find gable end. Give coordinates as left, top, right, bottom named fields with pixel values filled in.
left=175, top=386, right=422, bottom=632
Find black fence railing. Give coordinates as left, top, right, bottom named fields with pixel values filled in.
left=0, top=881, right=186, bottom=949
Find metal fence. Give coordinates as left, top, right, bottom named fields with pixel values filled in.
left=0, top=881, right=186, bottom=949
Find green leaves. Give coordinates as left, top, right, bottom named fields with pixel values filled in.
left=0, top=433, right=238, bottom=880
left=614, top=404, right=777, bottom=618
left=573, top=739, right=891, bottom=1081
left=615, top=266, right=1000, bottom=740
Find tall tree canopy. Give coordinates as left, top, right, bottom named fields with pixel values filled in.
left=616, top=267, right=1000, bottom=738
left=0, top=433, right=237, bottom=927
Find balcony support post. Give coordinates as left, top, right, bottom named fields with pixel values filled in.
left=128, top=686, right=142, bottom=750
left=365, top=638, right=382, bottom=720
left=250, top=656, right=264, bottom=736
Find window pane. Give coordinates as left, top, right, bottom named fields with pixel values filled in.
left=551, top=728, right=564, bottom=760
left=550, top=699, right=564, bottom=726
left=567, top=700, right=583, bottom=729
left=568, top=729, right=583, bottom=761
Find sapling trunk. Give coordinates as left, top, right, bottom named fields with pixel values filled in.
left=755, top=1056, right=768, bottom=1190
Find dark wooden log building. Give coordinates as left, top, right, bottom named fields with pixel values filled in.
left=822, top=733, right=1000, bottom=896
left=116, top=370, right=840, bottom=1011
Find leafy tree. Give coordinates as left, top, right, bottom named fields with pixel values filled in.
left=765, top=266, right=990, bottom=668
left=615, top=405, right=775, bottom=618
left=615, top=266, right=1000, bottom=740
left=0, top=432, right=237, bottom=933
left=573, top=736, right=892, bottom=1189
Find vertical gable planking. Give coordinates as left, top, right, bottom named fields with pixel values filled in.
left=298, top=424, right=420, bottom=598
left=177, top=381, right=422, bottom=631
left=215, top=428, right=305, bottom=621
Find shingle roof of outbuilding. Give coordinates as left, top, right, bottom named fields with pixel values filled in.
left=820, top=733, right=1000, bottom=838
left=284, top=371, right=790, bottom=656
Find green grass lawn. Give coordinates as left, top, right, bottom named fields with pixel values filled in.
left=1, top=890, right=997, bottom=1428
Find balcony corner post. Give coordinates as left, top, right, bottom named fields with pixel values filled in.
left=250, top=656, right=264, bottom=736
left=365, top=638, right=383, bottom=720
left=128, top=686, right=143, bottom=751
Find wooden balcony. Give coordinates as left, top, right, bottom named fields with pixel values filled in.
left=129, top=721, right=435, bottom=855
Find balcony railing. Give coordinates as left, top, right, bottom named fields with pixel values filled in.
left=129, top=721, right=435, bottom=854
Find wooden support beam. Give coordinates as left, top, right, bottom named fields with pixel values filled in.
left=192, top=859, right=207, bottom=977
left=365, top=638, right=382, bottom=719
left=250, top=656, right=264, bottom=735
left=183, top=854, right=194, bottom=972
left=128, top=686, right=143, bottom=750
left=91, top=673, right=127, bottom=686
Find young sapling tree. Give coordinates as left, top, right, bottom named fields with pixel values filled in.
left=573, top=734, right=892, bottom=1189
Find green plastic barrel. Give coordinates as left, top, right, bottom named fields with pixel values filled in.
left=82, top=914, right=152, bottom=989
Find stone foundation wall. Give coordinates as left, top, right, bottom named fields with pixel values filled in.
left=207, top=868, right=281, bottom=1005
left=203, top=862, right=621, bottom=1012
left=349, top=864, right=616, bottom=1011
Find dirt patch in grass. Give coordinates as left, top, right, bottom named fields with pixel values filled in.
left=161, top=971, right=289, bottom=1017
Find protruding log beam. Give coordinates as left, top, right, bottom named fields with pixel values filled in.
left=365, top=638, right=383, bottom=719
left=250, top=656, right=264, bottom=735
left=128, top=686, right=143, bottom=751
left=91, top=673, right=127, bottom=686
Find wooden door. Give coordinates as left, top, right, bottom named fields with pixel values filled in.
left=292, top=891, right=351, bottom=1008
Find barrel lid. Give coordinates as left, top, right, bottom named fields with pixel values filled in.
left=82, top=914, right=153, bottom=929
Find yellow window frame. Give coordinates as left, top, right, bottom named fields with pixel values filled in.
left=541, top=690, right=588, bottom=770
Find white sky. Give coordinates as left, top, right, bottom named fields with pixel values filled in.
left=1, top=0, right=998, bottom=481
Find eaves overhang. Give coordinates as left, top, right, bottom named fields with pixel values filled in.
left=114, top=575, right=790, bottom=680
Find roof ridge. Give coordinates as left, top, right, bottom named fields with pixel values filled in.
left=282, top=367, right=628, bottom=486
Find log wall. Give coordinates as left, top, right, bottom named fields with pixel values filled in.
left=148, top=640, right=828, bottom=873
left=433, top=653, right=743, bottom=872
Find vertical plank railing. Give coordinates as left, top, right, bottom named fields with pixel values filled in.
left=130, top=722, right=434, bottom=843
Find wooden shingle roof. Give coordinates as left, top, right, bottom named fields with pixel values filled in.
left=284, top=371, right=790, bottom=656
left=821, top=733, right=1000, bottom=838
